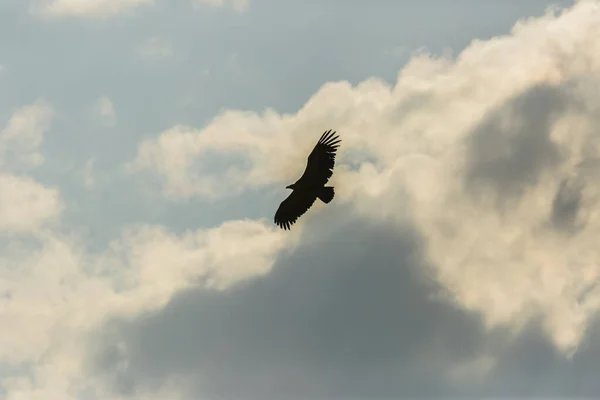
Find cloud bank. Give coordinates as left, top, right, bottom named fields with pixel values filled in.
left=129, top=0, right=600, bottom=354
left=7, top=0, right=600, bottom=399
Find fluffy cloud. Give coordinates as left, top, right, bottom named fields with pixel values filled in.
left=8, top=1, right=600, bottom=399
left=0, top=98, right=289, bottom=398
left=118, top=220, right=290, bottom=293
left=0, top=219, right=289, bottom=399
left=0, top=99, right=53, bottom=170
left=31, top=0, right=151, bottom=18
left=129, top=0, right=600, bottom=354
left=0, top=100, right=63, bottom=233
left=92, top=215, right=475, bottom=399
left=91, top=213, right=600, bottom=399
left=0, top=174, right=62, bottom=233
left=127, top=114, right=300, bottom=198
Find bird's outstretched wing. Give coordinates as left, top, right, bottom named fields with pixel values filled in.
left=274, top=190, right=318, bottom=230
left=297, top=129, right=341, bottom=186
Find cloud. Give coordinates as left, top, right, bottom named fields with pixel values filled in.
left=0, top=99, right=62, bottom=232
left=116, top=219, right=291, bottom=296
left=128, top=0, right=600, bottom=354
left=82, top=158, right=96, bottom=189
left=8, top=1, right=600, bottom=399
left=191, top=0, right=249, bottom=13
left=136, top=37, right=173, bottom=59
left=0, top=99, right=53, bottom=170
left=31, top=0, right=151, bottom=18
left=126, top=115, right=299, bottom=199
left=0, top=96, right=290, bottom=399
left=0, top=174, right=63, bottom=233
left=91, top=212, right=600, bottom=399
left=76, top=158, right=115, bottom=190
left=91, top=96, right=117, bottom=128
left=91, top=214, right=479, bottom=399
left=0, top=218, right=290, bottom=399
left=464, top=84, right=566, bottom=202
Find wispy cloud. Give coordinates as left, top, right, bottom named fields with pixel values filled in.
left=91, top=95, right=117, bottom=128
left=191, top=0, right=249, bottom=13
left=136, top=37, right=174, bottom=59
left=31, top=0, right=151, bottom=18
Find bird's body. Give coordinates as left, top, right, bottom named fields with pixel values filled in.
left=274, top=130, right=341, bottom=230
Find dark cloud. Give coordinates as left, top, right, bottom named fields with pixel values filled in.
left=89, top=207, right=600, bottom=399
left=89, top=209, right=487, bottom=399
left=470, top=316, right=600, bottom=398
left=550, top=176, right=585, bottom=233
left=465, top=83, right=568, bottom=204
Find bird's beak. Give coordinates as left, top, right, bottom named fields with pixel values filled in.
left=285, top=185, right=292, bottom=189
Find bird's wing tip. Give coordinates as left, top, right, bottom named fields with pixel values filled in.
left=319, top=129, right=340, bottom=145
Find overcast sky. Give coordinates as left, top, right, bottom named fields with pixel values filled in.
left=6, top=0, right=600, bottom=399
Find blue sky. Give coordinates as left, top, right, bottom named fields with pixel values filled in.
left=7, top=0, right=600, bottom=399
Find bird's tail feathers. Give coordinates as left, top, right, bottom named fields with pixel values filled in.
left=318, top=186, right=335, bottom=204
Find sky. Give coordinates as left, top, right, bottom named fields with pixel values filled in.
left=7, top=0, right=600, bottom=398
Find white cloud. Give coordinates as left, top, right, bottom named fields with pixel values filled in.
left=111, top=219, right=291, bottom=312
left=127, top=115, right=300, bottom=199
left=0, top=99, right=53, bottom=170
left=0, top=174, right=63, bottom=233
left=31, top=0, right=151, bottom=18
left=0, top=219, right=290, bottom=399
left=191, top=0, right=249, bottom=13
left=91, top=96, right=117, bottom=128
left=128, top=0, right=600, bottom=353
left=136, top=37, right=173, bottom=59
left=6, top=1, right=600, bottom=399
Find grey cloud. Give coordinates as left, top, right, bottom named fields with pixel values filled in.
left=470, top=316, right=600, bottom=398
left=88, top=205, right=600, bottom=399
left=550, top=176, right=585, bottom=233
left=465, top=83, right=568, bottom=204
left=90, top=208, right=488, bottom=399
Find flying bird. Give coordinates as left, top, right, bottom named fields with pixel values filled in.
left=274, top=129, right=341, bottom=230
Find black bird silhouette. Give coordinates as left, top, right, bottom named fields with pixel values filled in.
left=274, top=129, right=341, bottom=230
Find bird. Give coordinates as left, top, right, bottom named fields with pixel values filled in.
left=274, top=129, right=341, bottom=230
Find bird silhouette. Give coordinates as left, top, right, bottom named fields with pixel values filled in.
left=274, top=129, right=341, bottom=230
